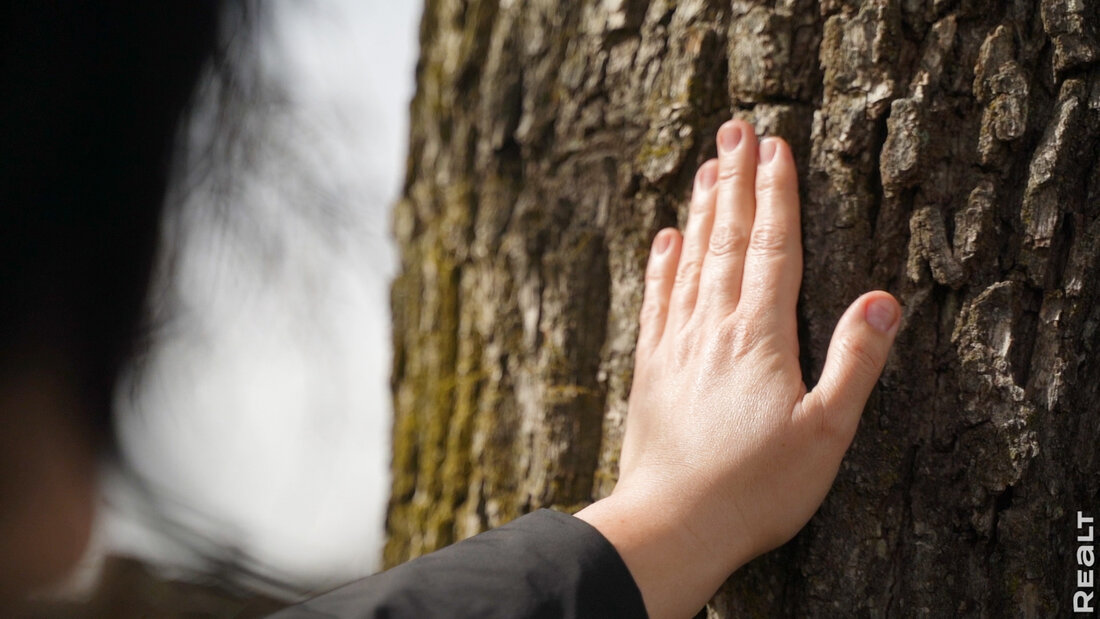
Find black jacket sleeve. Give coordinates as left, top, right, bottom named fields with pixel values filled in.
left=268, top=509, right=648, bottom=619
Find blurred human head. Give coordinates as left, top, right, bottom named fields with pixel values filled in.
left=0, top=2, right=220, bottom=597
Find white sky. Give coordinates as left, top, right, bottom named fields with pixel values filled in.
left=93, top=0, right=423, bottom=597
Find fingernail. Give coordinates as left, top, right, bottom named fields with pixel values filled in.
left=654, top=231, right=671, bottom=254
left=866, top=298, right=899, bottom=333
left=759, top=138, right=778, bottom=164
left=698, top=162, right=717, bottom=190
left=718, top=123, right=742, bottom=153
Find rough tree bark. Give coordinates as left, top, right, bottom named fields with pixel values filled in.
left=387, top=0, right=1100, bottom=615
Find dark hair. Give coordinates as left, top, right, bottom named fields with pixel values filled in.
left=0, top=3, right=222, bottom=448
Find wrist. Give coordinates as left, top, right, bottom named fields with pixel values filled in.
left=575, top=484, right=751, bottom=619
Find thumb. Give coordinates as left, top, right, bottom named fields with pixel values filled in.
left=802, top=291, right=900, bottom=441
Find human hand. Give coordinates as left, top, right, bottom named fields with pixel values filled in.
left=575, top=120, right=900, bottom=619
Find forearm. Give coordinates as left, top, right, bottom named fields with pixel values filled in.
left=273, top=509, right=647, bottom=619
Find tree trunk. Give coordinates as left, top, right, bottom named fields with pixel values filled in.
left=386, top=0, right=1100, bottom=615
